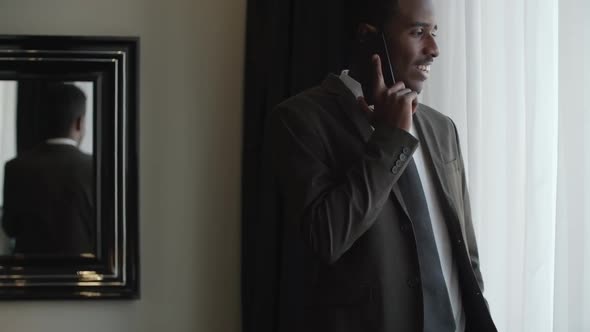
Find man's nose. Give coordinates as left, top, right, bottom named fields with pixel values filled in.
left=425, top=36, right=439, bottom=58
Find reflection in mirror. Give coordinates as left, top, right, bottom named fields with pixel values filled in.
left=0, top=81, right=95, bottom=257
left=0, top=35, right=138, bottom=299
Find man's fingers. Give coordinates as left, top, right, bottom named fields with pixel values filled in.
left=392, top=88, right=412, bottom=98
left=403, top=91, right=419, bottom=110
left=411, top=96, right=419, bottom=114
left=402, top=91, right=418, bottom=101
left=373, top=55, right=406, bottom=94
left=372, top=55, right=386, bottom=93
left=384, top=82, right=406, bottom=96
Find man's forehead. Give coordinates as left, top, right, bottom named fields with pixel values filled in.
left=396, top=0, right=437, bottom=24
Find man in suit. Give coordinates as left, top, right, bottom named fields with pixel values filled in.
left=2, top=83, right=94, bottom=256
left=263, top=0, right=497, bottom=330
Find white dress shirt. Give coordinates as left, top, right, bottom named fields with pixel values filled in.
left=339, top=70, right=466, bottom=332
left=46, top=137, right=78, bottom=147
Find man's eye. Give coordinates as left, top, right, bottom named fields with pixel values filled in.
left=411, top=29, right=424, bottom=36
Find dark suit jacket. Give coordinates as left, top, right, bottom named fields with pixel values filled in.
left=2, top=143, right=94, bottom=255
left=263, top=74, right=497, bottom=331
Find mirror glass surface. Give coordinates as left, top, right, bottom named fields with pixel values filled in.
left=0, top=80, right=95, bottom=257
left=0, top=35, right=139, bottom=299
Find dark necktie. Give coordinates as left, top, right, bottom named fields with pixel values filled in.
left=397, top=157, right=456, bottom=332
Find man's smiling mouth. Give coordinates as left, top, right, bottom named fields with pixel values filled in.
left=417, top=64, right=431, bottom=73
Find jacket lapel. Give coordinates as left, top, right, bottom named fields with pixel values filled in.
left=413, top=107, right=461, bottom=227
left=391, top=183, right=412, bottom=221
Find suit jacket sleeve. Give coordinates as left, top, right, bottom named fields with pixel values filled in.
left=269, top=105, right=419, bottom=264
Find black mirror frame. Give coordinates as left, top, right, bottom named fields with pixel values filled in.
left=0, top=35, right=139, bottom=300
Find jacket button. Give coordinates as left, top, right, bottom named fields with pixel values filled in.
left=403, top=147, right=410, bottom=154
left=395, top=160, right=403, bottom=167
left=392, top=166, right=400, bottom=174
left=399, top=154, right=407, bottom=161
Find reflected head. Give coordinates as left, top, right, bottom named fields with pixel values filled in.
left=43, top=83, right=87, bottom=140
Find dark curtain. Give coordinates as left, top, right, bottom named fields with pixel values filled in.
left=16, top=80, right=49, bottom=155
left=241, top=1, right=349, bottom=331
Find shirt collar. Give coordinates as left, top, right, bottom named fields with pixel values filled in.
left=339, top=70, right=364, bottom=99
left=46, top=138, right=78, bottom=147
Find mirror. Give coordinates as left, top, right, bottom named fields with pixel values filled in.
left=0, top=36, right=139, bottom=299
left=0, top=80, right=95, bottom=257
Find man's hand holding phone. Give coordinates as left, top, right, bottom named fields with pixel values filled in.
left=358, top=54, right=418, bottom=133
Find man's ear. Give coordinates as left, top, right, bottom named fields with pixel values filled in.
left=356, top=23, right=379, bottom=43
left=74, top=116, right=83, bottom=131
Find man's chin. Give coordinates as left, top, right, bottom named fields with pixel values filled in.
left=407, top=81, right=424, bottom=94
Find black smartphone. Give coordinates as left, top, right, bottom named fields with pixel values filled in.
left=365, top=31, right=396, bottom=87
left=379, top=32, right=396, bottom=87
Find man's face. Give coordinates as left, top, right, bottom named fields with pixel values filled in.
left=383, top=0, right=439, bottom=93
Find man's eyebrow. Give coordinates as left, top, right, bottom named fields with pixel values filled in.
left=408, top=22, right=438, bottom=29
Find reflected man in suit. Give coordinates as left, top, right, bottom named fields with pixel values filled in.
left=263, top=0, right=497, bottom=331
left=2, top=83, right=94, bottom=256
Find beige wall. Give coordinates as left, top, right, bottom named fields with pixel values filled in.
left=0, top=0, right=245, bottom=331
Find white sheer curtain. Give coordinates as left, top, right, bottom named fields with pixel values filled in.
left=420, top=0, right=589, bottom=331
left=0, top=81, right=17, bottom=255
left=72, top=81, right=94, bottom=155
left=0, top=81, right=17, bottom=204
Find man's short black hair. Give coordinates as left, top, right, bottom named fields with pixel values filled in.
left=43, top=82, right=87, bottom=139
left=344, top=0, right=400, bottom=39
